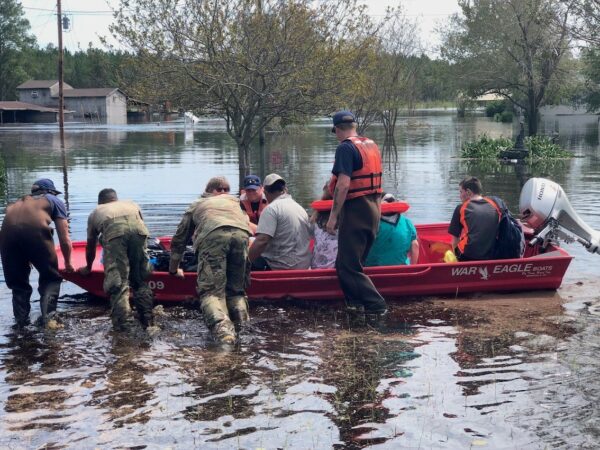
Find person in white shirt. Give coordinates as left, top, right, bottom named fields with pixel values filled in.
left=249, top=173, right=311, bottom=270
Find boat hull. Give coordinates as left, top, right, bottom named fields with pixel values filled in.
left=58, top=223, right=573, bottom=302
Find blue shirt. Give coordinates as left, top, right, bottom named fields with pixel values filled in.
left=365, top=215, right=417, bottom=266
left=43, top=193, right=68, bottom=220
left=332, top=140, right=363, bottom=177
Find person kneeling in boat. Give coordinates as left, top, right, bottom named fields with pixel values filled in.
left=78, top=188, right=154, bottom=331
left=169, top=176, right=252, bottom=344
left=365, top=193, right=419, bottom=267
left=249, top=173, right=312, bottom=270
left=448, top=176, right=500, bottom=262
left=240, top=174, right=268, bottom=234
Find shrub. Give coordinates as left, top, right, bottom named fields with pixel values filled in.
left=461, top=135, right=513, bottom=159
left=525, top=135, right=573, bottom=159
left=485, top=100, right=506, bottom=117
left=493, top=110, right=513, bottom=123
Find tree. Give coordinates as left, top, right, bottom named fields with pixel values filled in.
left=111, top=0, right=379, bottom=177
left=441, top=0, right=575, bottom=136
left=0, top=0, right=35, bottom=100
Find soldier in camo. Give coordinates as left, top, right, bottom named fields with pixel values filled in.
left=78, top=188, right=154, bottom=331
left=169, top=176, right=252, bottom=344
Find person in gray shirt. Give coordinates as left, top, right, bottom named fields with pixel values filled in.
left=249, top=173, right=311, bottom=270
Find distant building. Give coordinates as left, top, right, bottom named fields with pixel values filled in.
left=0, top=101, right=59, bottom=124
left=16, top=80, right=127, bottom=124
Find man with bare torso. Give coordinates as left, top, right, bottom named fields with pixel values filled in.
left=0, top=179, right=73, bottom=327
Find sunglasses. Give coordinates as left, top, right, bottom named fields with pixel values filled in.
left=215, top=186, right=230, bottom=192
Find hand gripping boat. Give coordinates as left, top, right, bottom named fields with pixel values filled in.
left=58, top=179, right=598, bottom=302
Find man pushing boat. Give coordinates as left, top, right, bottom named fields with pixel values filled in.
left=168, top=176, right=252, bottom=345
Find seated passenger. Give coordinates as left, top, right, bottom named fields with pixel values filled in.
left=365, top=193, right=419, bottom=266
left=249, top=173, right=311, bottom=270
left=448, top=176, right=501, bottom=261
left=240, top=174, right=268, bottom=229
left=310, top=183, right=338, bottom=269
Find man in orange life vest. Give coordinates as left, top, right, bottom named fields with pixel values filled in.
left=448, top=176, right=501, bottom=261
left=240, top=175, right=268, bottom=232
left=326, top=110, right=387, bottom=315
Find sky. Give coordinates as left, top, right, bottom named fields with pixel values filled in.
left=21, top=0, right=460, bottom=56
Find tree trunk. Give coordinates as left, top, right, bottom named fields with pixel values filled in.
left=238, top=142, right=250, bottom=190
left=527, top=98, right=539, bottom=136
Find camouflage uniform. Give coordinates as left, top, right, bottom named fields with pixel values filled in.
left=87, top=201, right=154, bottom=330
left=170, top=194, right=251, bottom=342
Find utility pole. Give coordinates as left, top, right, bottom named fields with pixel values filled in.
left=57, top=0, right=65, bottom=144
left=57, top=0, right=69, bottom=210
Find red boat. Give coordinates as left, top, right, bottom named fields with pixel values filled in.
left=57, top=223, right=573, bottom=302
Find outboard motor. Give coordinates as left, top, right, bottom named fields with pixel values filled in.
left=519, top=178, right=600, bottom=254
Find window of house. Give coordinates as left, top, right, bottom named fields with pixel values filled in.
left=31, top=90, right=38, bottom=98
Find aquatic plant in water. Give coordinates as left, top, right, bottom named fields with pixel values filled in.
left=524, top=135, right=573, bottom=160
left=461, top=135, right=513, bottom=159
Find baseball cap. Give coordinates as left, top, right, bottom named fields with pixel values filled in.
left=263, top=173, right=285, bottom=187
left=243, top=174, right=262, bottom=190
left=32, top=178, right=61, bottom=195
left=331, top=110, right=356, bottom=132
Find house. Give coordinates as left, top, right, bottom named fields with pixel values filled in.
left=16, top=80, right=127, bottom=124
left=0, top=101, right=59, bottom=124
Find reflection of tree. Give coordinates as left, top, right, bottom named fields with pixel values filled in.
left=2, top=331, right=70, bottom=427
left=459, top=158, right=573, bottom=210
left=320, top=327, right=418, bottom=447
left=179, top=351, right=255, bottom=422
left=89, top=336, right=156, bottom=427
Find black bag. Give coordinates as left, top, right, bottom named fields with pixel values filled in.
left=146, top=237, right=198, bottom=272
left=488, top=196, right=525, bottom=259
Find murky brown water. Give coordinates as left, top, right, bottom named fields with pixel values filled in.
left=1, top=112, right=599, bottom=448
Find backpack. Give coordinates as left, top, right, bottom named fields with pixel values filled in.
left=487, top=196, right=525, bottom=259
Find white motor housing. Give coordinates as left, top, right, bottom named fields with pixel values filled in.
left=519, top=178, right=600, bottom=254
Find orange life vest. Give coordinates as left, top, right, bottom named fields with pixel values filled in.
left=311, top=199, right=409, bottom=214
left=240, top=192, right=267, bottom=225
left=329, top=135, right=383, bottom=200
left=457, top=197, right=501, bottom=253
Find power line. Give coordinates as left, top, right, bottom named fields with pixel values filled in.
left=22, top=6, right=113, bottom=15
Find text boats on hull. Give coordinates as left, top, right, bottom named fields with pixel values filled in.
left=57, top=223, right=572, bottom=302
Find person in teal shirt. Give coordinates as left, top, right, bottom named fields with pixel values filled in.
left=365, top=193, right=419, bottom=266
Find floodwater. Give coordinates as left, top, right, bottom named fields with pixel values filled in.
left=0, top=111, right=599, bottom=448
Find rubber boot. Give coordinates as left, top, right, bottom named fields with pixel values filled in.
left=134, top=286, right=154, bottom=329
left=201, top=295, right=235, bottom=344
left=12, top=288, right=32, bottom=328
left=227, top=295, right=249, bottom=325
left=345, top=303, right=366, bottom=329
left=39, top=280, right=61, bottom=327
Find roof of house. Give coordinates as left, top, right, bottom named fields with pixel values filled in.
left=0, top=101, right=59, bottom=112
left=16, top=80, right=74, bottom=89
left=62, top=88, right=123, bottom=98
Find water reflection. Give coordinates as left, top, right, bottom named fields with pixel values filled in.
left=1, top=113, right=600, bottom=447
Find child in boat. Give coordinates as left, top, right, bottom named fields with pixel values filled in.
left=365, top=193, right=419, bottom=266
left=310, top=183, right=338, bottom=269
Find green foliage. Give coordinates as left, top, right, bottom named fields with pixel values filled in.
left=441, top=0, right=573, bottom=136
left=494, top=111, right=513, bottom=123
left=461, top=135, right=513, bottom=159
left=0, top=0, right=36, bottom=100
left=485, top=100, right=506, bottom=117
left=524, top=136, right=573, bottom=159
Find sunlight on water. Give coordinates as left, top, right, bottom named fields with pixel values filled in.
left=1, top=113, right=599, bottom=448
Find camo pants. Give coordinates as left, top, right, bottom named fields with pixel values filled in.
left=196, top=227, right=250, bottom=339
left=102, top=231, right=154, bottom=329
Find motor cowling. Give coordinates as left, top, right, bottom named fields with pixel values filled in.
left=519, top=178, right=600, bottom=254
